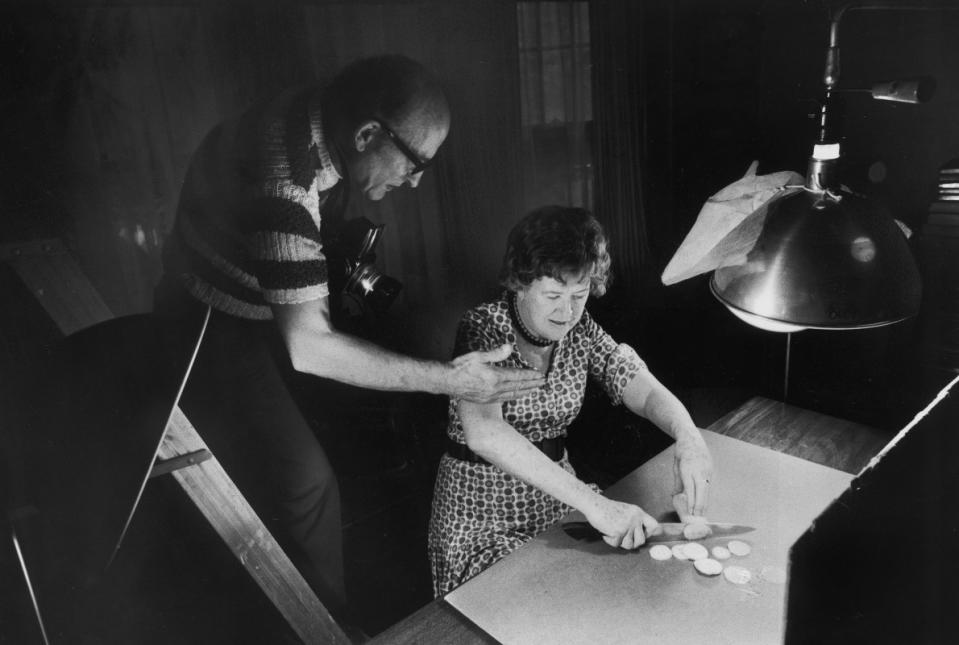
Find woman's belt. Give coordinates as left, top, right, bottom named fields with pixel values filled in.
left=446, top=435, right=565, bottom=465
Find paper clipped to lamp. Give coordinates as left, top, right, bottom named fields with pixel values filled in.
left=661, top=161, right=804, bottom=285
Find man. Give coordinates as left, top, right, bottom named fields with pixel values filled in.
left=155, top=55, right=543, bottom=618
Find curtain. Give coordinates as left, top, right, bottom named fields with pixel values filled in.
left=516, top=1, right=593, bottom=211
left=516, top=0, right=652, bottom=298
left=588, top=0, right=651, bottom=298
left=428, top=1, right=526, bottom=326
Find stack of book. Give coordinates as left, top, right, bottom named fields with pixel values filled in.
left=923, top=160, right=959, bottom=237
left=920, top=158, right=959, bottom=375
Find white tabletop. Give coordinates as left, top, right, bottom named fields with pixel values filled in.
left=445, top=429, right=853, bottom=645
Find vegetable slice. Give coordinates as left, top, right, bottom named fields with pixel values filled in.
left=682, top=542, right=709, bottom=561
left=723, top=565, right=752, bottom=584
left=671, top=544, right=690, bottom=560
left=649, top=544, right=672, bottom=561
left=693, top=558, right=723, bottom=576
left=728, top=540, right=751, bottom=556
left=711, top=545, right=731, bottom=560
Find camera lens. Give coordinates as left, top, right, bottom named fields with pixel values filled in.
left=345, top=264, right=402, bottom=313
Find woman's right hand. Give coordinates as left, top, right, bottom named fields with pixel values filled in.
left=584, top=498, right=659, bottom=550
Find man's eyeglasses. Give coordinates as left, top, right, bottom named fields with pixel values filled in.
left=372, top=118, right=433, bottom=175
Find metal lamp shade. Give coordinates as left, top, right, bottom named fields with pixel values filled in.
left=710, top=189, right=922, bottom=330
left=871, top=77, right=936, bottom=104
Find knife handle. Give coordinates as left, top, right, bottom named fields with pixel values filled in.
left=562, top=521, right=669, bottom=543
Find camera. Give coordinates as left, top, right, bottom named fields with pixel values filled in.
left=328, top=216, right=402, bottom=316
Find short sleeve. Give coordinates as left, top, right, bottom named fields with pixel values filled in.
left=245, top=196, right=329, bottom=305
left=582, top=313, right=647, bottom=406
left=453, top=306, right=510, bottom=359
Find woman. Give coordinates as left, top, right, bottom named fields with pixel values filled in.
left=428, top=205, right=713, bottom=596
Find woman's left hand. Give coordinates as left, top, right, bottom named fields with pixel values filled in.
left=672, top=433, right=713, bottom=517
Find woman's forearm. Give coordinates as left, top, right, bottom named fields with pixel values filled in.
left=465, top=417, right=603, bottom=516
left=621, top=370, right=713, bottom=515
left=644, top=387, right=702, bottom=444
left=622, top=370, right=702, bottom=444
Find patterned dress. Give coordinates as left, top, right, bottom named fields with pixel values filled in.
left=428, top=292, right=647, bottom=596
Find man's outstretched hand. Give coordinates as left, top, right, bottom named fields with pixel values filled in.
left=449, top=343, right=545, bottom=403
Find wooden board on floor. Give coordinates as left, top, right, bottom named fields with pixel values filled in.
left=159, top=407, right=350, bottom=645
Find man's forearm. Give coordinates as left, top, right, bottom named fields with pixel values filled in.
left=273, top=298, right=542, bottom=402
left=288, top=326, right=449, bottom=393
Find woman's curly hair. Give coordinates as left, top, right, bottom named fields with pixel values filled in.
left=499, top=205, right=612, bottom=297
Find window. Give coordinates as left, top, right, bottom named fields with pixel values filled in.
left=517, top=2, right=593, bottom=209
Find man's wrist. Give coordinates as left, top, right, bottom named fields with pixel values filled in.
left=422, top=360, right=452, bottom=396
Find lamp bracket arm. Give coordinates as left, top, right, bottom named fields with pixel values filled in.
left=824, top=1, right=954, bottom=89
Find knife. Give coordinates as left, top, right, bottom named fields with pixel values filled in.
left=562, top=521, right=755, bottom=544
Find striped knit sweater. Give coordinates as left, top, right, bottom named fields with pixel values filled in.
left=165, top=85, right=342, bottom=320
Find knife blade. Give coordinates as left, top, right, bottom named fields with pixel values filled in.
left=562, top=521, right=755, bottom=544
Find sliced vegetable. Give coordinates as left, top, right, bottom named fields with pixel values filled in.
left=693, top=558, right=723, bottom=576
left=711, top=545, right=731, bottom=560
left=649, top=544, right=672, bottom=561
left=723, top=565, right=752, bottom=584
left=682, top=542, right=708, bottom=561
left=671, top=544, right=691, bottom=560
left=727, top=540, right=751, bottom=557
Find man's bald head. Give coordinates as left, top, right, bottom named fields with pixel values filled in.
left=323, top=54, right=450, bottom=142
